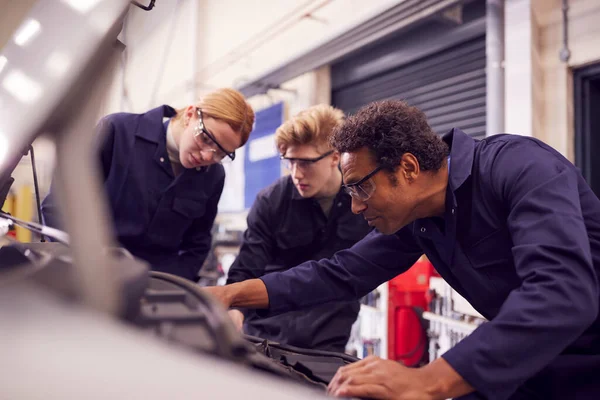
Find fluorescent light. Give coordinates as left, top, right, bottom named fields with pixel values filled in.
left=2, top=70, right=43, bottom=104
left=46, top=52, right=71, bottom=78
left=13, top=19, right=41, bottom=47
left=60, top=0, right=103, bottom=14
left=0, top=56, right=7, bottom=74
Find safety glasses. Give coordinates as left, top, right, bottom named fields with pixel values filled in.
left=342, top=166, right=383, bottom=201
left=193, top=108, right=236, bottom=163
left=280, top=150, right=333, bottom=171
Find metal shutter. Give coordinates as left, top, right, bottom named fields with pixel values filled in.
left=332, top=36, right=486, bottom=139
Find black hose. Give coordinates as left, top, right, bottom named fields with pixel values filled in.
left=148, top=271, right=250, bottom=360
left=131, top=0, right=156, bottom=11
left=29, top=146, right=45, bottom=242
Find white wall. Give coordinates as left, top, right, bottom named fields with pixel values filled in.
left=197, top=0, right=401, bottom=90
left=504, top=0, right=600, bottom=160
left=536, top=0, right=600, bottom=161
left=104, top=0, right=199, bottom=114
left=105, top=0, right=404, bottom=113
left=504, top=0, right=534, bottom=136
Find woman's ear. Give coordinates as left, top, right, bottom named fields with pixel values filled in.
left=184, top=105, right=196, bottom=127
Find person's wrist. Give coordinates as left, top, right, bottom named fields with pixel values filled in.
left=223, top=284, right=236, bottom=308
left=419, top=362, right=448, bottom=400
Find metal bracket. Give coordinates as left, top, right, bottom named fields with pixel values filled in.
left=560, top=0, right=571, bottom=63
left=131, top=0, right=156, bottom=11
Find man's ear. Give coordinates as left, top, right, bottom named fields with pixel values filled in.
left=331, top=150, right=341, bottom=166
left=399, top=153, right=420, bottom=183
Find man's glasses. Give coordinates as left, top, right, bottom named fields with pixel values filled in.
left=193, top=108, right=236, bottom=163
left=280, top=150, right=334, bottom=171
left=342, top=166, right=383, bottom=201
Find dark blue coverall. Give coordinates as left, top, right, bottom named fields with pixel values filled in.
left=42, top=105, right=224, bottom=281
left=227, top=175, right=371, bottom=351
left=259, top=128, right=600, bottom=399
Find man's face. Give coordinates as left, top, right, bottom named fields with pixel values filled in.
left=341, top=147, right=420, bottom=234
left=283, top=144, right=340, bottom=198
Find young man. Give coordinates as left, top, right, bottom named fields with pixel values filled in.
left=206, top=100, right=600, bottom=400
left=226, top=104, right=371, bottom=352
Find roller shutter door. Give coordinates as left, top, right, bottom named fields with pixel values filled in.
left=332, top=0, right=487, bottom=140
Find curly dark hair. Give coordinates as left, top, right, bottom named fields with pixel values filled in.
left=331, top=100, right=449, bottom=172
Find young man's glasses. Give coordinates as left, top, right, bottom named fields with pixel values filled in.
left=193, top=108, right=236, bottom=163
left=342, top=166, right=383, bottom=201
left=280, top=150, right=334, bottom=171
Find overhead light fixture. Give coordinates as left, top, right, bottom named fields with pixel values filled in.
left=13, top=19, right=41, bottom=47
left=60, top=0, right=103, bottom=14
left=2, top=70, right=43, bottom=104
left=46, top=52, right=71, bottom=78
left=0, top=56, right=7, bottom=74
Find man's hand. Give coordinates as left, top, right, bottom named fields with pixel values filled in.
left=227, top=309, right=245, bottom=331
left=200, top=279, right=270, bottom=310
left=327, top=356, right=473, bottom=400
left=327, top=356, right=433, bottom=399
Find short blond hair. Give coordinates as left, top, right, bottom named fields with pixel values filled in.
left=275, top=104, right=345, bottom=154
left=175, top=88, right=255, bottom=146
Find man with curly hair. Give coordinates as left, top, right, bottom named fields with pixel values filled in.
left=206, top=100, right=600, bottom=400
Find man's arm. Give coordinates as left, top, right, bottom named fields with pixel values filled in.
left=205, top=278, right=269, bottom=309
left=441, top=141, right=598, bottom=400
left=179, top=174, right=225, bottom=279
left=207, top=228, right=423, bottom=315
left=226, top=193, right=275, bottom=284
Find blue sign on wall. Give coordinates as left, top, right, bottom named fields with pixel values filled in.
left=244, top=102, right=284, bottom=209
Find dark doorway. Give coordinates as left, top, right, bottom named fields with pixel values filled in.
left=575, top=63, right=600, bottom=196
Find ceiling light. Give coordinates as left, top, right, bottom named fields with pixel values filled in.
left=2, top=70, right=43, bottom=104
left=60, top=0, right=103, bottom=14
left=13, top=19, right=41, bottom=47
left=46, top=52, right=71, bottom=78
left=0, top=56, right=7, bottom=75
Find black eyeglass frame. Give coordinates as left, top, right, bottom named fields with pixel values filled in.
left=342, top=165, right=384, bottom=201
left=280, top=150, right=334, bottom=166
left=195, top=108, right=236, bottom=162
left=343, top=166, right=383, bottom=189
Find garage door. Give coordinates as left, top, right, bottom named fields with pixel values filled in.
left=332, top=2, right=486, bottom=139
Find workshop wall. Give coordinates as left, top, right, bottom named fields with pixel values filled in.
left=503, top=0, right=600, bottom=160
left=535, top=0, right=600, bottom=160
left=103, top=0, right=199, bottom=113
left=104, top=0, right=400, bottom=113
left=534, top=0, right=600, bottom=160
